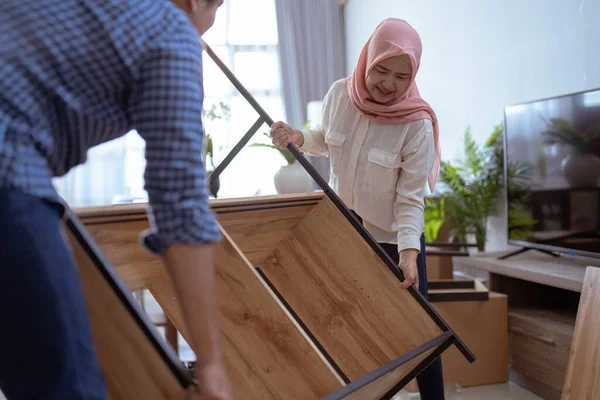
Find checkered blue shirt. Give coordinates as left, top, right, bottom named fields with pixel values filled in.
left=0, top=0, right=221, bottom=254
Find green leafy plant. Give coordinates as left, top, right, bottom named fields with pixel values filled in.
left=250, top=132, right=296, bottom=165
left=202, top=102, right=231, bottom=170
left=424, top=197, right=445, bottom=243
left=508, top=207, right=538, bottom=241
left=249, top=121, right=311, bottom=166
left=438, top=123, right=536, bottom=250
left=543, top=118, right=600, bottom=154
left=205, top=133, right=215, bottom=169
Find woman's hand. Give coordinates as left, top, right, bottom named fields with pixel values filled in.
left=270, top=121, right=304, bottom=150
left=398, top=249, right=419, bottom=289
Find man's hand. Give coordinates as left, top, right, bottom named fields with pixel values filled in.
left=399, top=249, right=419, bottom=289
left=186, top=360, right=232, bottom=400
left=163, top=243, right=232, bottom=399
left=270, top=121, right=304, bottom=149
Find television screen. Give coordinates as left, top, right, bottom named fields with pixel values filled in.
left=504, top=88, right=600, bottom=258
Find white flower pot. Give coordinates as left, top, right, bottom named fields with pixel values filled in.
left=561, top=153, right=600, bottom=188
left=274, top=161, right=311, bottom=194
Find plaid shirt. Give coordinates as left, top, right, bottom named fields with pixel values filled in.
left=0, top=0, right=221, bottom=254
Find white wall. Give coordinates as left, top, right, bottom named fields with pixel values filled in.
left=344, top=0, right=600, bottom=250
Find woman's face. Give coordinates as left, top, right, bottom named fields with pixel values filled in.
left=366, top=55, right=412, bottom=104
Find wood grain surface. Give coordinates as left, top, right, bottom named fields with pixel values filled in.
left=562, top=266, right=600, bottom=400
left=148, top=225, right=344, bottom=399
left=508, top=308, right=575, bottom=399
left=66, top=225, right=187, bottom=400
left=83, top=219, right=162, bottom=291
left=216, top=204, right=316, bottom=265
left=258, top=197, right=443, bottom=381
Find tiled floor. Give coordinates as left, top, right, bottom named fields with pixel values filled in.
left=393, top=382, right=543, bottom=400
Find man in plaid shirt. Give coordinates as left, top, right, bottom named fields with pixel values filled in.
left=0, top=0, right=232, bottom=398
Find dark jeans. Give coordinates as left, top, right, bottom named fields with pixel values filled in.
left=0, top=189, right=107, bottom=399
left=353, top=212, right=445, bottom=400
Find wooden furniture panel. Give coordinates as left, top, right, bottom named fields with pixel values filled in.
left=341, top=344, right=440, bottom=400
left=66, top=220, right=188, bottom=400
left=562, top=266, right=600, bottom=400
left=405, top=292, right=508, bottom=391
left=427, top=279, right=489, bottom=302
left=259, top=197, right=443, bottom=381
left=508, top=308, right=575, bottom=400
left=75, top=194, right=474, bottom=398
left=490, top=273, right=581, bottom=311
left=148, top=226, right=344, bottom=399
left=425, top=248, right=454, bottom=280
left=453, top=254, right=591, bottom=400
left=216, top=203, right=316, bottom=265
left=83, top=219, right=162, bottom=291
left=452, top=251, right=591, bottom=292
left=323, top=333, right=453, bottom=400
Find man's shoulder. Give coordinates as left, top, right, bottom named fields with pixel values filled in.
left=101, top=0, right=199, bottom=63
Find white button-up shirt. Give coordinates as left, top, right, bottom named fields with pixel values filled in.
left=299, top=79, right=435, bottom=253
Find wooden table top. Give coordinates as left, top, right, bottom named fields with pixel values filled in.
left=453, top=250, right=600, bottom=293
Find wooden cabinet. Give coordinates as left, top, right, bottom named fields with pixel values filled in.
left=408, top=293, right=509, bottom=392
left=508, top=309, right=575, bottom=400
left=452, top=252, right=595, bottom=400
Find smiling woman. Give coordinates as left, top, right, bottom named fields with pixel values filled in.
left=366, top=55, right=412, bottom=104
left=268, top=17, right=446, bottom=400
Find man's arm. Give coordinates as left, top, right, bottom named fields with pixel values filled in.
left=127, top=23, right=227, bottom=384
left=163, top=243, right=222, bottom=364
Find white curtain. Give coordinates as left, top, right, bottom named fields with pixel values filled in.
left=274, top=0, right=346, bottom=127
left=274, top=0, right=347, bottom=188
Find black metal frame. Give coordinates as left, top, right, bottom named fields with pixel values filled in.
left=203, top=43, right=475, bottom=366
left=63, top=205, right=194, bottom=388
left=321, top=331, right=454, bottom=400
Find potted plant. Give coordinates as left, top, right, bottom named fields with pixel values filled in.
left=250, top=131, right=310, bottom=194
left=542, top=118, right=600, bottom=188
left=202, top=102, right=230, bottom=197
left=437, top=124, right=536, bottom=251
left=203, top=132, right=220, bottom=197
left=424, top=197, right=446, bottom=243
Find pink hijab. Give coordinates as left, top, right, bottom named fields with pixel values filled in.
left=346, top=18, right=441, bottom=192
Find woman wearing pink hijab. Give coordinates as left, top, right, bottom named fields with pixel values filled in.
left=270, top=18, right=444, bottom=399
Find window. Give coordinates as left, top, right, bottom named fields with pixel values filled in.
left=53, top=0, right=286, bottom=206
left=201, top=0, right=286, bottom=199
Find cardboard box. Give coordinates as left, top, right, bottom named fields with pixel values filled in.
left=405, top=291, right=508, bottom=392
left=426, top=248, right=454, bottom=280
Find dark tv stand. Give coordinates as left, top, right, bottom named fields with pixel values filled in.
left=497, top=246, right=560, bottom=260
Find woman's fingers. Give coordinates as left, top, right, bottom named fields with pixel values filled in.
left=270, top=121, right=284, bottom=133
left=399, top=277, right=413, bottom=289
left=398, top=262, right=418, bottom=289
left=271, top=131, right=286, bottom=145
left=274, top=136, right=291, bottom=149
left=270, top=121, right=289, bottom=137
left=270, top=121, right=297, bottom=149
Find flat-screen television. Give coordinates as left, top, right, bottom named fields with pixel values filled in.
left=504, top=87, right=600, bottom=260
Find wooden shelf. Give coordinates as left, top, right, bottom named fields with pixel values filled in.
left=452, top=250, right=597, bottom=292
left=451, top=250, right=600, bottom=399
